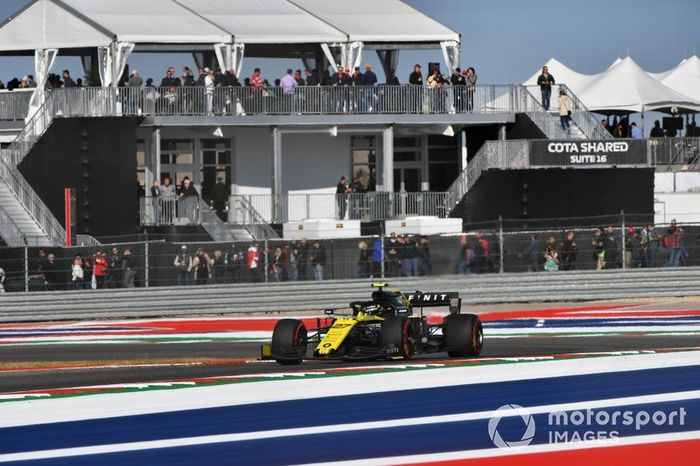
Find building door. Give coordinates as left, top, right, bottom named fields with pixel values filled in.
left=160, top=139, right=195, bottom=192
left=393, top=166, right=421, bottom=192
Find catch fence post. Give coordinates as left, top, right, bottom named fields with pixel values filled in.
left=144, top=241, right=150, bottom=288
left=621, top=210, right=626, bottom=270
left=498, top=215, right=504, bottom=274
left=24, top=246, right=29, bottom=292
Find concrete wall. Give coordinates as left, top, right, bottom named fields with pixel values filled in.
left=281, top=133, right=351, bottom=194
left=654, top=193, right=700, bottom=224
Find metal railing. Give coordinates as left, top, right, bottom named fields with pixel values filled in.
left=0, top=89, right=33, bottom=121
left=0, top=91, right=56, bottom=167
left=230, top=192, right=450, bottom=224
left=0, top=159, right=66, bottom=246
left=0, top=85, right=579, bottom=119
left=231, top=196, right=279, bottom=239
left=446, top=140, right=530, bottom=210
left=559, top=84, right=614, bottom=140
left=651, top=137, right=700, bottom=168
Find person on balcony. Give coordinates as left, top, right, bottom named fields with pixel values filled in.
left=280, top=69, right=297, bottom=113
left=409, top=64, right=424, bottom=113
left=179, top=177, right=199, bottom=223
left=451, top=67, right=466, bottom=112
left=210, top=177, right=230, bottom=221
left=160, top=67, right=180, bottom=114
left=61, top=70, right=76, bottom=88
left=204, top=68, right=215, bottom=115
left=630, top=122, right=642, bottom=139
left=536, top=65, right=555, bottom=110
left=127, top=70, right=143, bottom=115
left=465, top=67, right=477, bottom=111
left=150, top=179, right=161, bottom=224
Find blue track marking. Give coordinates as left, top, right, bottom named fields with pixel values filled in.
left=5, top=398, right=700, bottom=466
left=484, top=316, right=700, bottom=329
left=1, top=364, right=699, bottom=462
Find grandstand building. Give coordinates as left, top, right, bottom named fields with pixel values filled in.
left=0, top=0, right=664, bottom=247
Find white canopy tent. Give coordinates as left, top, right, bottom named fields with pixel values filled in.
left=578, top=57, right=700, bottom=114
left=648, top=58, right=686, bottom=81
left=0, top=0, right=460, bottom=83
left=657, top=55, right=700, bottom=103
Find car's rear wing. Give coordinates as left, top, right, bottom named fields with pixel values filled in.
left=406, top=292, right=461, bottom=314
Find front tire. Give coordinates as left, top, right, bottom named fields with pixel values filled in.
left=443, top=314, right=483, bottom=357
left=271, top=319, right=307, bottom=365
left=381, top=316, right=415, bottom=359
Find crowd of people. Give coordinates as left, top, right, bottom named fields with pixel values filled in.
left=523, top=219, right=690, bottom=272
left=0, top=70, right=80, bottom=90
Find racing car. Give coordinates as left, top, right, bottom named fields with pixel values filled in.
left=261, top=283, right=483, bottom=365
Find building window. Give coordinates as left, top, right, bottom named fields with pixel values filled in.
left=351, top=136, right=376, bottom=191
left=160, top=139, right=195, bottom=189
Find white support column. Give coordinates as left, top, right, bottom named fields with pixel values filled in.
left=272, top=127, right=283, bottom=222
left=498, top=124, right=507, bottom=141
left=144, top=128, right=160, bottom=191
left=382, top=125, right=394, bottom=192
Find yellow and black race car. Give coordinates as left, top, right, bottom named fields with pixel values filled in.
left=261, top=283, right=483, bottom=365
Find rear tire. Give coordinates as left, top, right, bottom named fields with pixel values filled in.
left=443, top=314, right=483, bottom=357
left=271, top=319, right=307, bottom=365
left=381, top=316, right=415, bottom=359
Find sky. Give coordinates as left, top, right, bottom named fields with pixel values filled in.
left=0, top=0, right=699, bottom=87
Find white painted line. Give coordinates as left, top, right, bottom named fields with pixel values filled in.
left=1, top=351, right=699, bottom=428
left=1, top=391, right=699, bottom=463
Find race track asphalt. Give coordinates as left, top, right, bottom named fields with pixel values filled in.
left=2, top=334, right=700, bottom=392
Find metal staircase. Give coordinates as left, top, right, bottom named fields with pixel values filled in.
left=0, top=95, right=66, bottom=246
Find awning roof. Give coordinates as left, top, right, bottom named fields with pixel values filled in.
left=658, top=55, right=700, bottom=103
left=60, top=0, right=232, bottom=44
left=174, top=0, right=346, bottom=44
left=290, top=0, right=460, bottom=43
left=578, top=57, right=700, bottom=113
left=0, top=0, right=459, bottom=53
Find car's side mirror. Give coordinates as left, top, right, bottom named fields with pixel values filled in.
left=324, top=309, right=335, bottom=315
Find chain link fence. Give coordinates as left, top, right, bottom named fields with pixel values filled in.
left=1, top=214, right=699, bottom=293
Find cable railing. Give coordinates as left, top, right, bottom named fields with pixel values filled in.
left=0, top=159, right=65, bottom=246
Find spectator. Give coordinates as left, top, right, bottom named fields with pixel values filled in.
left=602, top=225, right=621, bottom=269
left=294, top=238, right=309, bottom=281
left=409, top=64, right=423, bottom=85
left=225, top=244, right=245, bottom=282
left=160, top=66, right=180, bottom=112
left=75, top=78, right=83, bottom=87
left=630, top=122, right=642, bottom=139
left=592, top=228, right=606, bottom=270
left=650, top=120, right=665, bottom=138
left=451, top=67, right=466, bottom=112
left=62, top=70, right=76, bottom=88
left=560, top=231, right=577, bottom=271
left=27, top=75, right=36, bottom=88
left=83, top=258, right=93, bottom=290
left=251, top=68, right=263, bottom=91
left=418, top=236, right=432, bottom=276
left=401, top=235, right=419, bottom=277
left=106, top=247, right=123, bottom=288
left=536, top=65, right=555, bottom=110
left=150, top=179, right=161, bottom=223
left=641, top=223, right=661, bottom=268
left=305, top=68, right=319, bottom=86
left=93, top=251, right=108, bottom=289
left=357, top=241, right=370, bottom=278
left=386, top=68, right=400, bottom=85
left=207, top=250, right=225, bottom=284
left=320, top=70, right=332, bottom=86
left=122, top=248, right=137, bottom=288
left=558, top=89, right=572, bottom=132
left=370, top=237, right=384, bottom=278
left=667, top=219, right=684, bottom=267
left=271, top=247, right=287, bottom=282
left=71, top=256, right=84, bottom=290
left=336, top=176, right=349, bottom=220
left=601, top=119, right=611, bottom=135
left=204, top=68, right=215, bottom=114
left=283, top=244, right=295, bottom=281
left=465, top=67, right=477, bottom=111
left=310, top=241, right=327, bottom=281
left=386, top=232, right=401, bottom=277
left=543, top=237, right=560, bottom=271
left=128, top=70, right=143, bottom=114
left=40, top=253, right=62, bottom=290
left=475, top=232, right=492, bottom=274
left=524, top=234, right=542, bottom=271
left=364, top=64, right=377, bottom=86
left=174, top=245, right=192, bottom=286
left=192, top=248, right=212, bottom=285
left=626, top=227, right=643, bottom=268
left=0, top=267, right=5, bottom=293
left=210, top=177, right=229, bottom=221
left=614, top=123, right=625, bottom=138
left=457, top=233, right=474, bottom=275
left=247, top=241, right=263, bottom=282
left=280, top=69, right=297, bottom=112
